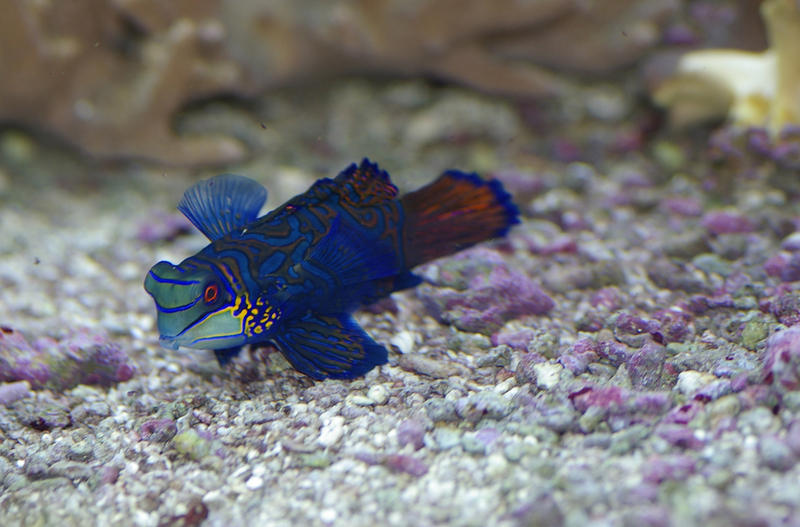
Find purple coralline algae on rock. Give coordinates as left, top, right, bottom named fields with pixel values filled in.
left=764, top=252, right=800, bottom=282
left=0, top=380, right=33, bottom=405
left=663, top=403, right=702, bottom=426
left=642, top=455, right=696, bottom=484
left=558, top=338, right=599, bottom=375
left=765, top=291, right=800, bottom=327
left=0, top=326, right=134, bottom=391
left=355, top=451, right=429, bottom=477
left=786, top=420, right=800, bottom=456
left=627, top=342, right=667, bottom=390
left=613, top=312, right=660, bottom=346
left=660, top=196, right=703, bottom=217
left=762, top=325, right=800, bottom=394
left=140, top=418, right=179, bottom=443
left=396, top=419, right=426, bottom=451
left=652, top=308, right=693, bottom=343
left=595, top=339, right=632, bottom=367
left=420, top=248, right=554, bottom=334
left=568, top=384, right=673, bottom=433
left=589, top=287, right=623, bottom=311
left=492, top=328, right=537, bottom=351
left=569, top=386, right=628, bottom=413
left=656, top=424, right=705, bottom=450
left=383, top=454, right=429, bottom=477
left=701, top=210, right=755, bottom=235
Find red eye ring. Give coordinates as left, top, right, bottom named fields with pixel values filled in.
left=203, top=284, right=218, bottom=304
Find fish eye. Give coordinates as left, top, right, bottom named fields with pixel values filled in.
left=203, top=283, right=219, bottom=304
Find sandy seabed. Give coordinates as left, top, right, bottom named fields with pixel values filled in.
left=1, top=80, right=800, bottom=526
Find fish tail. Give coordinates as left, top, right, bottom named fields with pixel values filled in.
left=401, top=170, right=519, bottom=267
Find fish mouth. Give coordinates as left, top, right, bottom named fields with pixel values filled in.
left=155, top=306, right=247, bottom=351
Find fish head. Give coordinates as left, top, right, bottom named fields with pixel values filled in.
left=144, top=260, right=247, bottom=350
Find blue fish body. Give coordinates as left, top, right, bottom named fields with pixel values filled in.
left=144, top=159, right=518, bottom=379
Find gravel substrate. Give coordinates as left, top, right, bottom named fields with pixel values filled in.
left=1, top=80, right=800, bottom=526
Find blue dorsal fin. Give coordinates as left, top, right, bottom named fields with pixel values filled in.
left=333, top=158, right=398, bottom=206
left=178, top=174, right=267, bottom=241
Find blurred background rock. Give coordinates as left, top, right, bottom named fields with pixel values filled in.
left=1, top=0, right=773, bottom=168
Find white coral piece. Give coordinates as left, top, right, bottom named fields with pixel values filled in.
left=655, top=0, right=800, bottom=136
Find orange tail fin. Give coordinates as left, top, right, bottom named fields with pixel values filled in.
left=401, top=170, right=519, bottom=267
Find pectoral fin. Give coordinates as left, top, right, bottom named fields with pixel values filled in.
left=213, top=346, right=242, bottom=367
left=305, top=216, right=400, bottom=286
left=272, top=312, right=388, bottom=380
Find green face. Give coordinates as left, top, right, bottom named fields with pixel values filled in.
left=144, top=261, right=247, bottom=350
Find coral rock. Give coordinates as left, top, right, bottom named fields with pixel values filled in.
left=383, top=454, right=429, bottom=477
left=654, top=0, right=800, bottom=136
left=0, top=326, right=134, bottom=391
left=420, top=249, right=553, bottom=335
left=396, top=419, right=426, bottom=450
left=627, top=342, right=667, bottom=390
left=701, top=211, right=755, bottom=235
left=0, top=0, right=249, bottom=165
left=140, top=418, right=179, bottom=443
left=0, top=0, right=675, bottom=164
left=762, top=325, right=800, bottom=394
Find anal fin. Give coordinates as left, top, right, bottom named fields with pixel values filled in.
left=272, top=312, right=388, bottom=380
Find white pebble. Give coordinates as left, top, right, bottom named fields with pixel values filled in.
left=391, top=330, right=416, bottom=354
left=318, top=416, right=345, bottom=448
left=245, top=475, right=263, bottom=490
left=134, top=511, right=153, bottom=527
left=367, top=384, right=389, bottom=405
left=675, top=370, right=716, bottom=395
left=118, top=261, right=141, bottom=281
left=347, top=393, right=374, bottom=406
left=485, top=452, right=509, bottom=478
left=320, top=508, right=337, bottom=524
left=533, top=362, right=563, bottom=390
left=493, top=377, right=516, bottom=395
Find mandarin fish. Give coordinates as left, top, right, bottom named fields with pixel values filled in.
left=144, top=159, right=518, bottom=380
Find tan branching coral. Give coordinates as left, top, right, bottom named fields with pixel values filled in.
left=221, top=0, right=674, bottom=98
left=654, top=0, right=800, bottom=136
left=0, top=0, right=250, bottom=166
